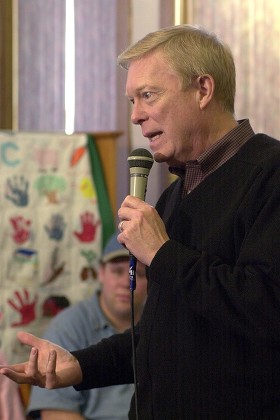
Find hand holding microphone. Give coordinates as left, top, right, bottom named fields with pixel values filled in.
left=118, top=148, right=154, bottom=238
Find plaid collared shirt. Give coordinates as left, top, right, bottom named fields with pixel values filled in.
left=170, top=119, right=255, bottom=197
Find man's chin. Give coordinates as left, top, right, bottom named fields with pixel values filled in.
left=154, top=152, right=184, bottom=168
left=153, top=152, right=169, bottom=163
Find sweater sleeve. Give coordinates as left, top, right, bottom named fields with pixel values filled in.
left=72, top=329, right=136, bottom=390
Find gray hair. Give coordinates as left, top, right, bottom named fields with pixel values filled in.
left=117, top=24, right=236, bottom=113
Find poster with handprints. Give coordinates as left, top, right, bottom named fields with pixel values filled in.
left=0, top=131, right=105, bottom=363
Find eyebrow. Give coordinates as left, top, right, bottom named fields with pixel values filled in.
left=126, top=85, right=146, bottom=98
left=126, top=84, right=158, bottom=98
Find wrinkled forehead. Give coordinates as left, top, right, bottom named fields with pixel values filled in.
left=125, top=51, right=179, bottom=96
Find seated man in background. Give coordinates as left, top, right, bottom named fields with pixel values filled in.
left=27, top=232, right=148, bottom=420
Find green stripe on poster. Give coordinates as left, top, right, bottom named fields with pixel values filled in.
left=87, top=134, right=115, bottom=249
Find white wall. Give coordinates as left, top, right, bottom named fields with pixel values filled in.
left=129, top=0, right=165, bottom=206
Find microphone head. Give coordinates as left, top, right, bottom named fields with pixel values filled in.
left=127, top=148, right=154, bottom=170
left=127, top=148, right=154, bottom=200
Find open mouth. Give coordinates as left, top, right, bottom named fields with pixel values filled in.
left=147, top=131, right=163, bottom=142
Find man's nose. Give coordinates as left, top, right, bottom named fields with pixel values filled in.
left=119, top=271, right=130, bottom=288
left=131, top=102, right=147, bottom=125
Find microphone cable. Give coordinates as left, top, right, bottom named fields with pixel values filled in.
left=129, top=254, right=139, bottom=420
left=127, top=148, right=153, bottom=420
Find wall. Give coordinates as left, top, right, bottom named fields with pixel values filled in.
left=128, top=0, right=172, bottom=206
left=0, top=1, right=173, bottom=211
left=0, top=0, right=13, bottom=129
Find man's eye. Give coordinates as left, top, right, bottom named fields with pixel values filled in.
left=112, top=268, right=124, bottom=276
left=143, top=92, right=152, bottom=99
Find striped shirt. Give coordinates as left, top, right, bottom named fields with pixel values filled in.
left=170, top=119, right=255, bottom=197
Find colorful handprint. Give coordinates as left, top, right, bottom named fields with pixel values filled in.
left=74, top=212, right=100, bottom=242
left=8, top=289, right=37, bottom=327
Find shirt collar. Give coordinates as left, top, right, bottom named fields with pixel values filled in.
left=170, top=119, right=255, bottom=179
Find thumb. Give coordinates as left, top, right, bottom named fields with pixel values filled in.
left=17, top=331, right=42, bottom=348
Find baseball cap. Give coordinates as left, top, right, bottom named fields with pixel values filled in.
left=101, top=232, right=129, bottom=263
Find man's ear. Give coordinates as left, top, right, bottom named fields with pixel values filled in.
left=196, top=75, right=215, bottom=109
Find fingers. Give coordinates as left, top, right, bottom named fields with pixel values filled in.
left=17, top=331, right=43, bottom=348
left=118, top=196, right=153, bottom=223
left=24, top=347, right=46, bottom=387
left=118, top=196, right=140, bottom=234
left=0, top=355, right=35, bottom=385
left=119, top=195, right=145, bottom=210
left=26, top=346, right=58, bottom=389
left=118, top=220, right=125, bottom=232
left=45, top=350, right=57, bottom=389
left=0, top=367, right=29, bottom=384
left=1, top=347, right=58, bottom=388
left=25, top=347, right=39, bottom=378
left=0, top=362, right=25, bottom=375
left=0, top=333, right=59, bottom=389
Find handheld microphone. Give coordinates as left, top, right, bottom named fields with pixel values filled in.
left=127, top=148, right=154, bottom=291
left=127, top=149, right=154, bottom=420
left=127, top=148, right=154, bottom=200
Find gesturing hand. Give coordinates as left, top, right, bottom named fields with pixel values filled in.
left=0, top=331, right=82, bottom=389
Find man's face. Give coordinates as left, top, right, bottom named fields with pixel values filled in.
left=126, top=50, right=201, bottom=166
left=99, top=258, right=147, bottom=323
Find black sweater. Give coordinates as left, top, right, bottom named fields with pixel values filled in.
left=73, top=134, right=280, bottom=419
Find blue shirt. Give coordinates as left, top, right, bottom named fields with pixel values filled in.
left=27, top=291, right=133, bottom=420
